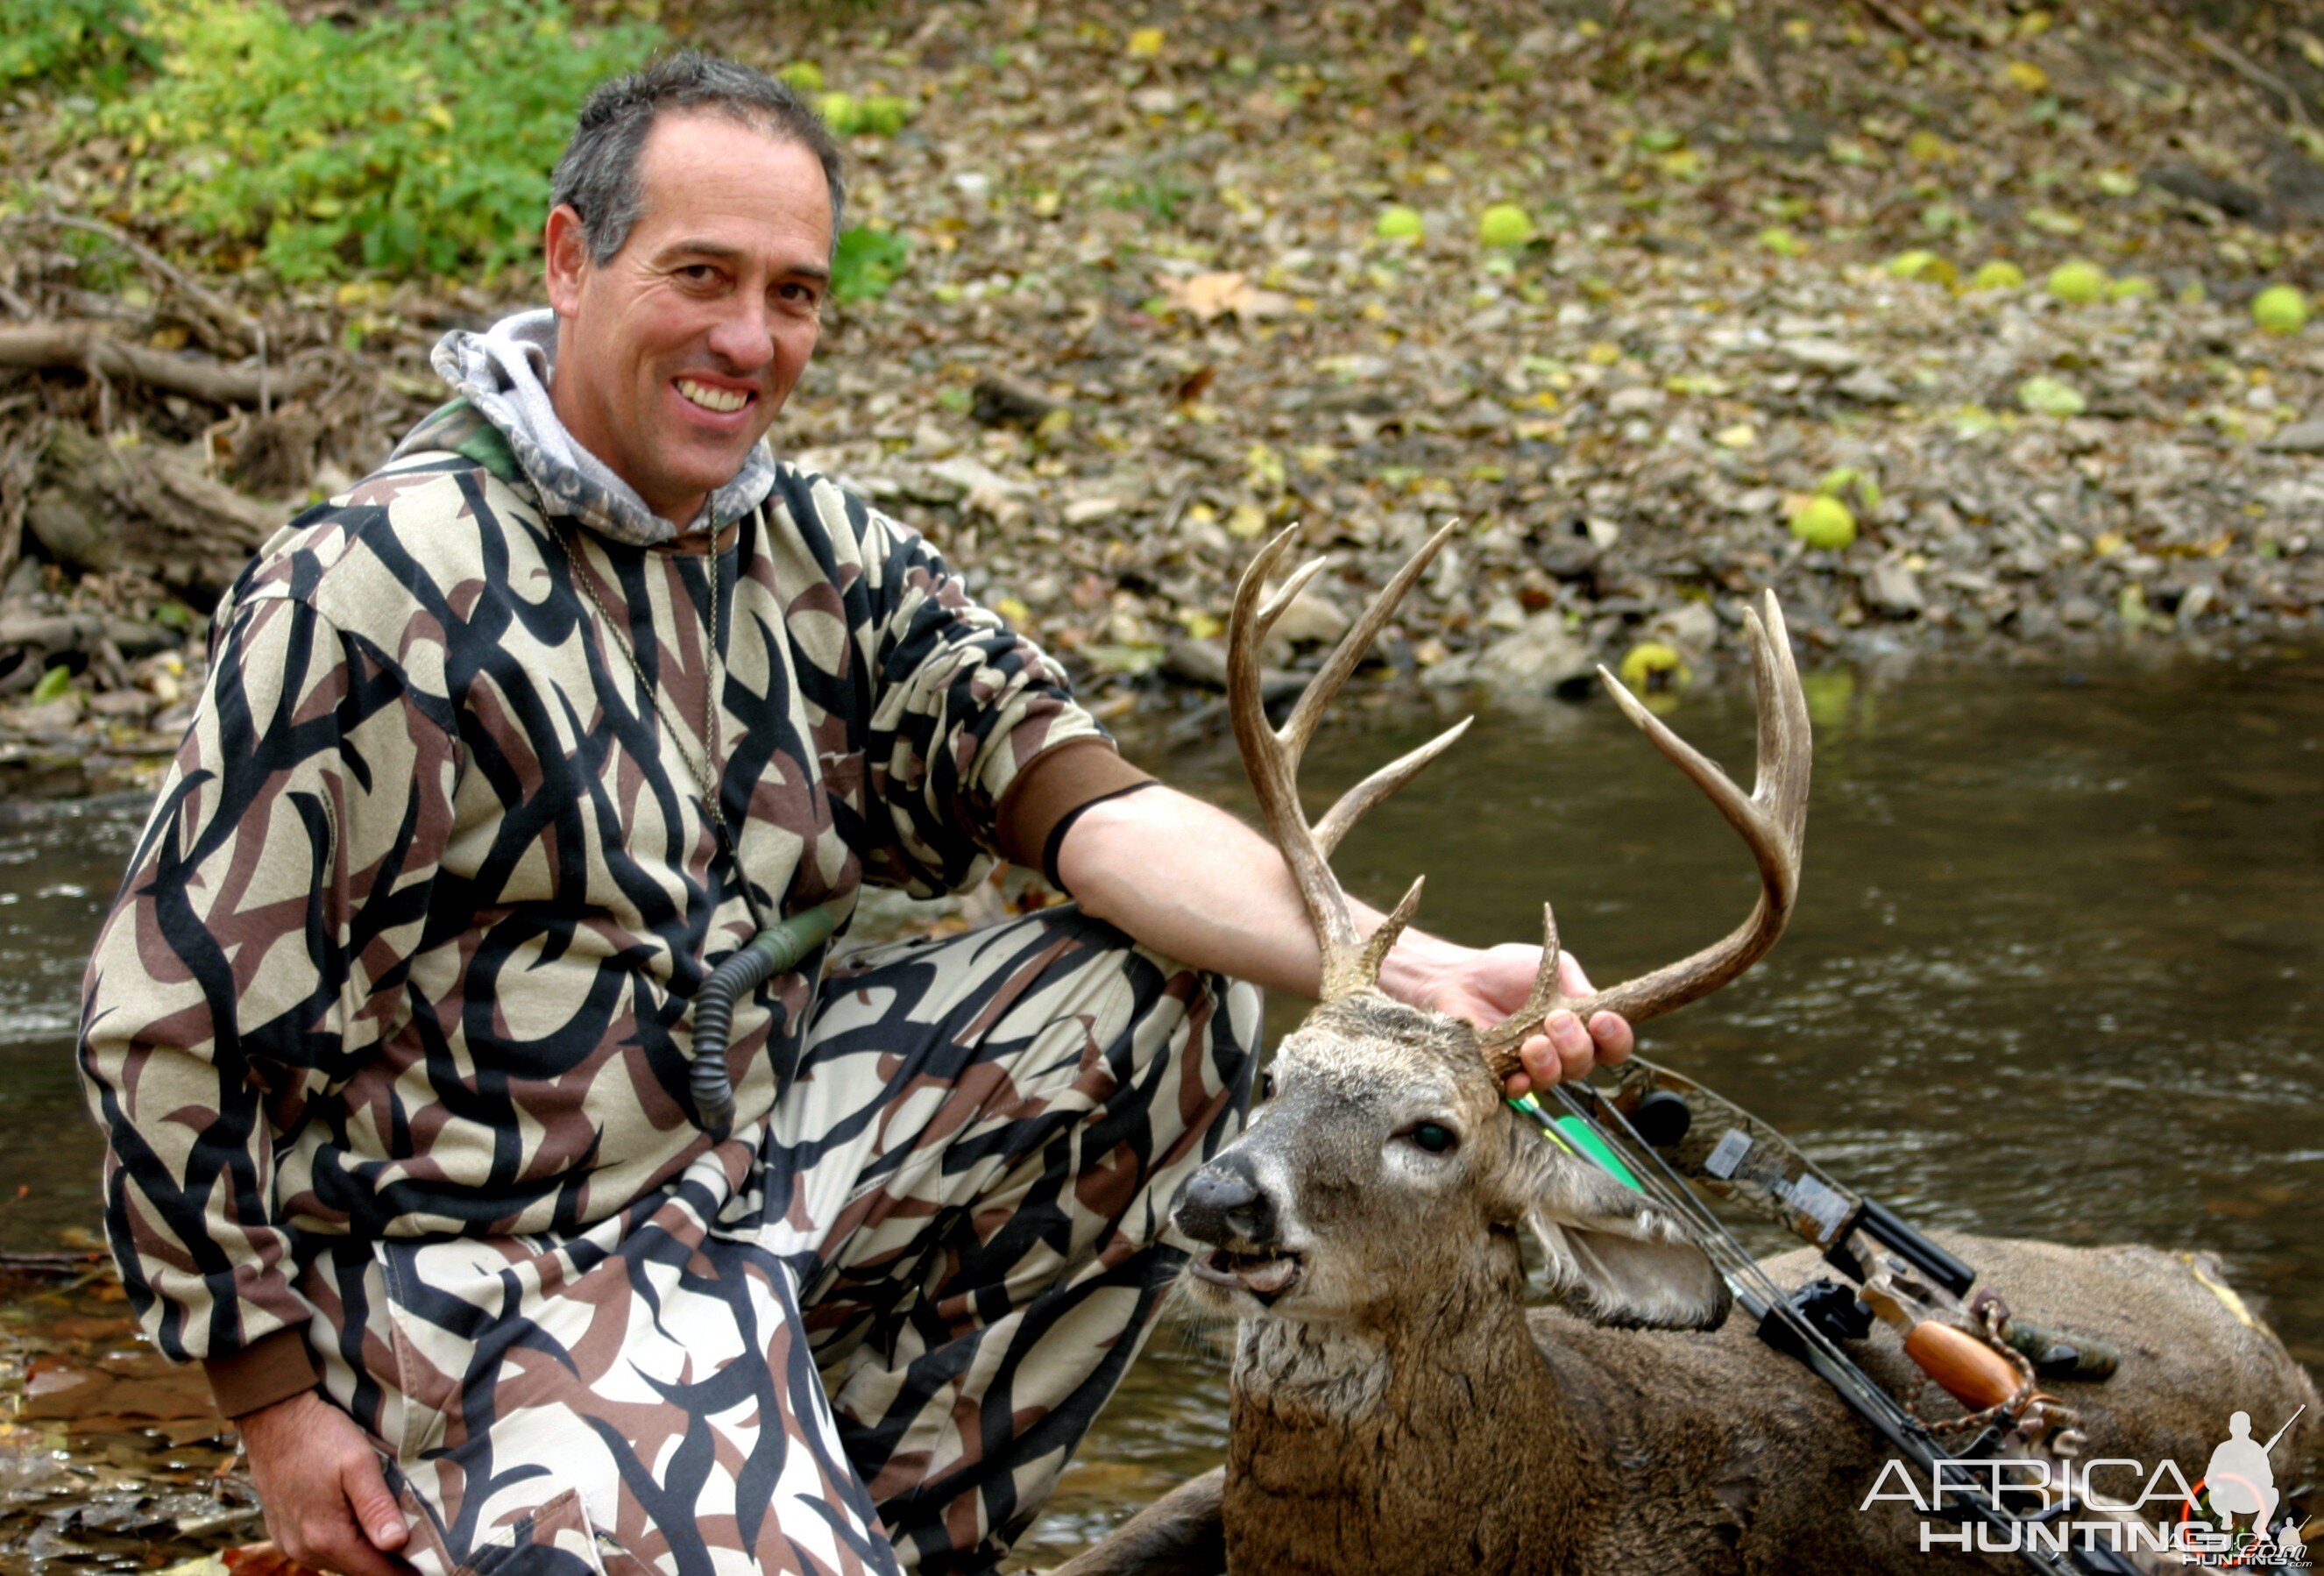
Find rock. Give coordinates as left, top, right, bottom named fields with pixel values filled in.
left=2058, top=595, right=2103, bottom=628
left=1420, top=651, right=1477, bottom=689
left=895, top=464, right=967, bottom=506
left=1481, top=594, right=1528, bottom=632
left=1267, top=586, right=1350, bottom=647
left=2146, top=161, right=2270, bottom=223
left=87, top=689, right=158, bottom=719
left=9, top=697, right=84, bottom=735
left=925, top=457, right=1032, bottom=522
left=1862, top=560, right=1926, bottom=616
left=1063, top=495, right=1127, bottom=525
left=1777, top=337, right=1861, bottom=373
left=909, top=419, right=960, bottom=458
left=2260, top=419, right=2324, bottom=454
left=1656, top=600, right=1719, bottom=650
left=1161, top=638, right=1306, bottom=702
left=1834, top=368, right=1902, bottom=403
left=970, top=373, right=1059, bottom=429
left=1606, top=386, right=1664, bottom=415
left=1470, top=613, right=1595, bottom=696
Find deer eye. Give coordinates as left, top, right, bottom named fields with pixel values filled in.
left=1406, top=1122, right=1458, bottom=1154
left=1255, top=1069, right=1276, bottom=1102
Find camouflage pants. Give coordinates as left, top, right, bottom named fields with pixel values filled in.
left=301, top=905, right=1260, bottom=1576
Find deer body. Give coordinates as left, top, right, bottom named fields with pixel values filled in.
left=1059, top=529, right=2316, bottom=1575
left=1212, top=1224, right=2315, bottom=1575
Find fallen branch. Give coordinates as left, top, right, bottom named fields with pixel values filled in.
left=0, top=1249, right=107, bottom=1275
left=2192, top=26, right=2315, bottom=129
left=0, top=321, right=287, bottom=407
left=1849, top=0, right=1973, bottom=75
left=30, top=422, right=280, bottom=600
left=0, top=212, right=256, bottom=356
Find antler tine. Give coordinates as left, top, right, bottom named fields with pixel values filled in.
left=1356, top=875, right=1428, bottom=992
left=1258, top=556, right=1335, bottom=633
left=1482, top=901, right=1569, bottom=1057
left=1477, top=593, right=1812, bottom=1076
left=1314, top=716, right=1473, bottom=856
left=1229, top=526, right=1367, bottom=993
left=1229, top=521, right=1474, bottom=1002
left=1279, top=518, right=1462, bottom=763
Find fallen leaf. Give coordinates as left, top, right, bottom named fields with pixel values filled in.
left=1159, top=272, right=1292, bottom=323
left=223, top=1545, right=327, bottom=1576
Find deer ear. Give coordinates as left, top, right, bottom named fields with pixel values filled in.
left=1514, top=1128, right=1731, bottom=1331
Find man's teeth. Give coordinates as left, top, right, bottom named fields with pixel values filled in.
left=677, top=379, right=749, bottom=414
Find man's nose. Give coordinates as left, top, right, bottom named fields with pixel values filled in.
left=1173, top=1151, right=1277, bottom=1246
left=704, top=297, right=776, bottom=373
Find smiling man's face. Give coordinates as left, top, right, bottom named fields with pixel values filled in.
left=544, top=110, right=833, bottom=528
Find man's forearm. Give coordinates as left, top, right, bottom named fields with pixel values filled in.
left=1052, top=785, right=1462, bottom=1001
left=1052, top=782, right=1636, bottom=1090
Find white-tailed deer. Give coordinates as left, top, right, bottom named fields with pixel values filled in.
left=1057, top=523, right=2317, bottom=1576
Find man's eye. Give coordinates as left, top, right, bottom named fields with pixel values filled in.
left=1407, top=1122, right=1457, bottom=1154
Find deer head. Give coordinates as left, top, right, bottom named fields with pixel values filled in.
left=1174, top=522, right=1810, bottom=1346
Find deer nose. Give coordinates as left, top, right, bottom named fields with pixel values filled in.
left=1175, top=1154, right=1277, bottom=1246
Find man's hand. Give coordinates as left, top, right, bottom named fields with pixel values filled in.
left=1387, top=942, right=1633, bottom=1095
left=239, top=1390, right=414, bottom=1576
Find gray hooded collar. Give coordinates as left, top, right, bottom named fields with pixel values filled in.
left=393, top=308, right=777, bottom=548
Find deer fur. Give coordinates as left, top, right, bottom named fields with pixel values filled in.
left=1058, top=992, right=2318, bottom=1575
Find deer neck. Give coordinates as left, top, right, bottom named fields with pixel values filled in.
left=1222, top=1248, right=1582, bottom=1571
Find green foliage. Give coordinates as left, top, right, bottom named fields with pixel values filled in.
left=1104, top=174, right=1197, bottom=224
left=103, top=0, right=659, bottom=281
left=830, top=224, right=907, bottom=302
left=2, top=0, right=159, bottom=95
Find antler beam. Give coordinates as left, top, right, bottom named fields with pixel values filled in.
left=1477, top=592, right=1812, bottom=1077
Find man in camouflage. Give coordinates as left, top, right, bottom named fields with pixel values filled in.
left=78, top=53, right=1631, bottom=1576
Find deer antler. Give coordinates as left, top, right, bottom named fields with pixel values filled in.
left=1228, top=521, right=1470, bottom=1001
left=1477, top=592, right=1812, bottom=1078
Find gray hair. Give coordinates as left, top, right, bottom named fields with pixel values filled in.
left=549, top=51, right=847, bottom=265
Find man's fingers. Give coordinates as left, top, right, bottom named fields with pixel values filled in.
left=1509, top=1019, right=1587, bottom=1090
left=1506, top=1031, right=1553, bottom=1096
left=1546, top=1010, right=1594, bottom=1083
left=1587, top=1008, right=1634, bottom=1065
left=341, top=1452, right=408, bottom=1551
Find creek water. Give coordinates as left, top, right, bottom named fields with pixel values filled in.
left=0, top=654, right=2316, bottom=1568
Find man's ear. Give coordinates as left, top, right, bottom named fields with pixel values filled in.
left=1511, top=1124, right=1731, bottom=1331
left=543, top=202, right=591, bottom=317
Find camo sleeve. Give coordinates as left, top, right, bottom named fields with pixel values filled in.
left=848, top=502, right=1106, bottom=898
left=77, top=588, right=457, bottom=1412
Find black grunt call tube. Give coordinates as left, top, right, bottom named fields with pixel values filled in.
left=690, top=906, right=837, bottom=1139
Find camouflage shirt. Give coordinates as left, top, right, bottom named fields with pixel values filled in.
left=77, top=403, right=1132, bottom=1412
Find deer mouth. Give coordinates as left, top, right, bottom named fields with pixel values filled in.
left=1189, top=1246, right=1305, bottom=1303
